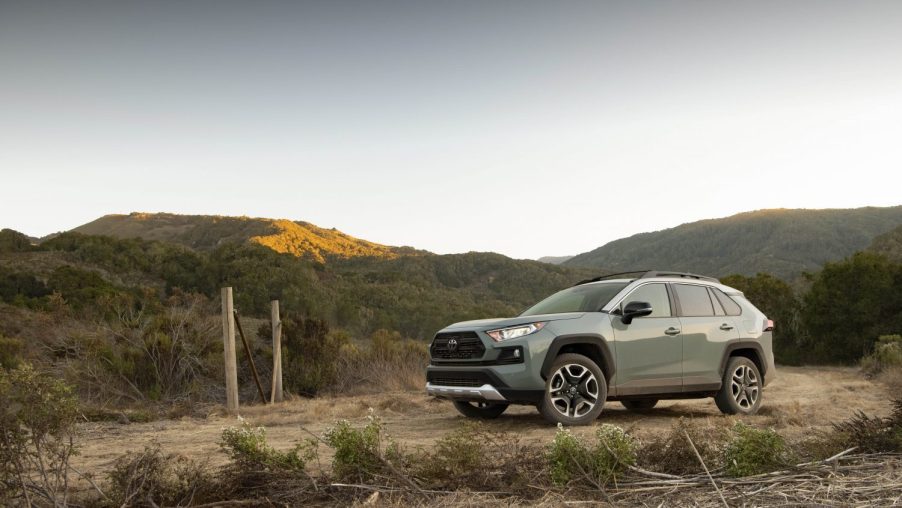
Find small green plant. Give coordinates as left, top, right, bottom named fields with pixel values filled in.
left=547, top=423, right=637, bottom=487
left=323, top=411, right=400, bottom=482
left=861, top=335, right=902, bottom=375
left=107, top=443, right=218, bottom=507
left=724, top=422, right=788, bottom=477
left=220, top=421, right=310, bottom=472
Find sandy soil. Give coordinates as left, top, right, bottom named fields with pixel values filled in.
left=72, top=366, right=892, bottom=476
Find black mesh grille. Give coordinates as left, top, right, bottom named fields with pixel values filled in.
left=430, top=332, right=485, bottom=360
left=430, top=378, right=483, bottom=387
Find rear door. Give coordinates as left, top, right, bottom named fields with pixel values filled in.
left=673, top=283, right=739, bottom=392
left=611, top=282, right=684, bottom=396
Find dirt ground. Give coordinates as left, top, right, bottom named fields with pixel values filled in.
left=73, top=366, right=892, bottom=476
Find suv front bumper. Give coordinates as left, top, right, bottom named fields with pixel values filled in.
left=425, top=382, right=507, bottom=401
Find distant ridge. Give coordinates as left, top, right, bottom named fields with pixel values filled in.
left=71, top=212, right=421, bottom=263
left=537, top=255, right=573, bottom=265
left=564, top=206, right=902, bottom=278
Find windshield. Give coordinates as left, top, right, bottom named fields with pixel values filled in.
left=520, top=281, right=630, bottom=316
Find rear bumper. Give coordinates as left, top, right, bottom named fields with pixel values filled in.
left=425, top=382, right=507, bottom=401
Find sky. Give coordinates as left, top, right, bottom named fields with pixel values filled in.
left=2, top=0, right=901, bottom=260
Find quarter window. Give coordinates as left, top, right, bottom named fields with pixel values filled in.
left=712, top=288, right=743, bottom=316
left=622, top=283, right=671, bottom=318
left=674, top=284, right=715, bottom=317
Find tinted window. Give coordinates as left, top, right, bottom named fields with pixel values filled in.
left=712, top=288, right=742, bottom=316
left=622, top=283, right=671, bottom=317
left=674, top=284, right=714, bottom=317
left=521, top=281, right=629, bottom=316
left=708, top=288, right=726, bottom=316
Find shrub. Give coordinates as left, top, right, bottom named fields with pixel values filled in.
left=830, top=399, right=902, bottom=453
left=547, top=423, right=637, bottom=487
left=106, top=443, right=218, bottom=507
left=324, top=412, right=401, bottom=482
left=724, top=423, right=789, bottom=476
left=220, top=421, right=310, bottom=472
left=0, top=334, right=23, bottom=370
left=640, top=418, right=730, bottom=474
left=0, top=365, right=79, bottom=505
left=265, top=316, right=348, bottom=396
left=861, top=335, right=902, bottom=375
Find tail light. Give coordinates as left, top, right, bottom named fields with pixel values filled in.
left=763, top=319, right=774, bottom=332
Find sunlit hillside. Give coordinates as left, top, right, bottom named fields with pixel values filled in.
left=71, top=212, right=417, bottom=263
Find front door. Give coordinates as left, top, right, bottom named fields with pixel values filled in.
left=611, top=282, right=683, bottom=396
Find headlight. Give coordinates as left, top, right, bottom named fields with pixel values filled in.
left=486, top=322, right=546, bottom=342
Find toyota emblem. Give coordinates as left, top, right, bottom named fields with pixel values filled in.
left=447, top=338, right=458, bottom=352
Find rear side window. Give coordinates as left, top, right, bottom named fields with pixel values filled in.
left=673, top=284, right=714, bottom=317
left=622, top=283, right=671, bottom=317
left=712, top=288, right=742, bottom=316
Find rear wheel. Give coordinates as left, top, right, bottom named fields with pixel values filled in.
left=452, top=400, right=509, bottom=419
left=621, top=399, right=658, bottom=411
left=539, top=353, right=607, bottom=425
left=715, top=356, right=762, bottom=415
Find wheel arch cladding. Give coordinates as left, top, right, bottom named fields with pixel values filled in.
left=722, top=342, right=766, bottom=377
left=540, top=334, right=615, bottom=383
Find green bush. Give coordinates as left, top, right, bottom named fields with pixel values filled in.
left=275, top=316, right=348, bottom=396
left=0, top=365, right=79, bottom=505
left=324, top=412, right=400, bottom=482
left=861, top=335, right=902, bottom=375
left=724, top=423, right=789, bottom=477
left=106, top=443, right=218, bottom=507
left=547, top=423, right=637, bottom=487
left=220, top=422, right=310, bottom=472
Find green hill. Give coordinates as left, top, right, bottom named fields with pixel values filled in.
left=564, top=206, right=902, bottom=278
left=71, top=212, right=421, bottom=263
left=867, top=224, right=902, bottom=263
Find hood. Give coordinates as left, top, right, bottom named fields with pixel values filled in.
left=440, top=312, right=585, bottom=332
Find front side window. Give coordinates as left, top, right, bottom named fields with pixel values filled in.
left=673, top=284, right=715, bottom=317
left=521, top=281, right=629, bottom=316
left=621, top=283, right=671, bottom=317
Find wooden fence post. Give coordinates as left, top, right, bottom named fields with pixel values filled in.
left=271, top=300, right=283, bottom=403
left=221, top=287, right=239, bottom=414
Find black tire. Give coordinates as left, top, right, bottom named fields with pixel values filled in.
left=621, top=399, right=658, bottom=411
left=539, top=353, right=607, bottom=426
left=452, top=400, right=509, bottom=419
left=715, top=356, right=763, bottom=415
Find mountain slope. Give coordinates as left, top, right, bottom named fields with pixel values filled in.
left=71, top=213, right=417, bottom=263
left=537, top=255, right=573, bottom=265
left=564, top=206, right=902, bottom=278
left=868, top=224, right=902, bottom=263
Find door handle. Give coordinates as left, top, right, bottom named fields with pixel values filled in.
left=720, top=323, right=734, bottom=331
left=664, top=327, right=681, bottom=336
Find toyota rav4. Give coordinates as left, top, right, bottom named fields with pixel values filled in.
left=425, top=271, right=775, bottom=425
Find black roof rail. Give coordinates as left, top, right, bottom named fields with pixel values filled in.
left=639, top=271, right=719, bottom=282
left=575, top=270, right=719, bottom=286
left=574, top=270, right=652, bottom=286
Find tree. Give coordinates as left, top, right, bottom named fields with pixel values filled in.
left=801, top=252, right=902, bottom=363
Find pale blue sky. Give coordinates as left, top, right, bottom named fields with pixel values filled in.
left=2, top=1, right=901, bottom=259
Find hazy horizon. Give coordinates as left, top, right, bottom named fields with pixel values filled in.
left=3, top=1, right=902, bottom=258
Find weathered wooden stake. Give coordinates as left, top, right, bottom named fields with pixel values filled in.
left=234, top=309, right=267, bottom=404
left=270, top=300, right=283, bottom=403
left=221, top=287, right=239, bottom=414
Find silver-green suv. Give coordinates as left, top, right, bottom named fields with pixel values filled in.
left=426, top=271, right=775, bottom=425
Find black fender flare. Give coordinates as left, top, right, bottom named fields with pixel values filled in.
left=540, top=334, right=616, bottom=382
left=720, top=341, right=767, bottom=376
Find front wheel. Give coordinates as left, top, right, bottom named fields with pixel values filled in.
left=452, top=400, right=509, bottom=419
left=539, top=353, right=607, bottom=425
left=715, top=356, right=762, bottom=415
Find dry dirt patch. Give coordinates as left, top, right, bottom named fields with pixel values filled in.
left=72, top=366, right=891, bottom=476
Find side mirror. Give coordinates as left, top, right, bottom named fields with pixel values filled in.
left=622, top=301, right=653, bottom=324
